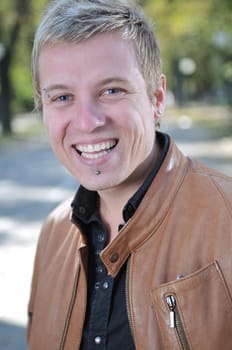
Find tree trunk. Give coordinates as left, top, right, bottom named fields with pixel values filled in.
left=0, top=13, right=22, bottom=135
left=0, top=50, right=12, bottom=134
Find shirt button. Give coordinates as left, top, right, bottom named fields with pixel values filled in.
left=95, top=282, right=101, bottom=290
left=109, top=252, right=119, bottom=263
left=78, top=206, right=86, bottom=215
left=94, top=336, right=102, bottom=345
left=97, top=233, right=105, bottom=242
left=103, top=281, right=109, bottom=289
left=95, top=249, right=102, bottom=256
left=96, top=265, right=104, bottom=273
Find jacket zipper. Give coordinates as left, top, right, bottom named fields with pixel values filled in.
left=125, top=258, right=135, bottom=342
left=59, top=265, right=81, bottom=350
left=166, top=295, right=190, bottom=350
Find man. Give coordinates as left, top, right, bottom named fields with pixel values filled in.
left=27, top=0, right=232, bottom=349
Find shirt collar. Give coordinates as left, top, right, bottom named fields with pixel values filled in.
left=71, top=132, right=170, bottom=226
left=71, top=185, right=99, bottom=224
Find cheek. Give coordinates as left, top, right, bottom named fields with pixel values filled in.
left=43, top=111, right=65, bottom=146
left=136, top=114, right=156, bottom=153
left=135, top=112, right=156, bottom=141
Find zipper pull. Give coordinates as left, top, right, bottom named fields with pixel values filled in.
left=166, top=295, right=176, bottom=328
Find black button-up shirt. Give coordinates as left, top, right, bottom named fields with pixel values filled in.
left=71, top=132, right=169, bottom=349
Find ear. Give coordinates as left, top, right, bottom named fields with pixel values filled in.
left=153, top=74, right=166, bottom=124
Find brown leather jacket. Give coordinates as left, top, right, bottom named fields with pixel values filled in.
left=27, top=137, right=232, bottom=350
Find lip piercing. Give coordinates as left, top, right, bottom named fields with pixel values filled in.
left=95, top=170, right=101, bottom=175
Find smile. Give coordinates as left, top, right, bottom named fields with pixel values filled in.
left=75, top=140, right=117, bottom=159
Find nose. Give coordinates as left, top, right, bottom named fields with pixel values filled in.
left=72, top=99, right=106, bottom=133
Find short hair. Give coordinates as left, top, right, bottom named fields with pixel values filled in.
left=32, top=0, right=162, bottom=111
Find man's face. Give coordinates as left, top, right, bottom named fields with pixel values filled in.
left=38, top=32, right=165, bottom=192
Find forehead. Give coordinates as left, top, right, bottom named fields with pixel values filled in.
left=38, top=32, right=140, bottom=84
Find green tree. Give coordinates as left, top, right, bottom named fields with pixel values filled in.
left=141, top=0, right=232, bottom=105
left=0, top=0, right=32, bottom=134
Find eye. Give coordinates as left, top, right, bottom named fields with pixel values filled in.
left=99, top=86, right=126, bottom=103
left=101, top=87, right=126, bottom=99
left=54, top=94, right=73, bottom=102
left=104, top=88, right=121, bottom=95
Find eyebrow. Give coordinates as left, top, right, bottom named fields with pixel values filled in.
left=97, top=77, right=134, bottom=92
left=42, top=84, right=70, bottom=94
left=99, top=77, right=128, bottom=85
left=99, top=77, right=135, bottom=90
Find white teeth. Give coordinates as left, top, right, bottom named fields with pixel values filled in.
left=81, top=150, right=109, bottom=159
left=76, top=140, right=117, bottom=157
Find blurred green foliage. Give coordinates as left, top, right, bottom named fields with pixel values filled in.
left=0, top=0, right=231, bottom=133
left=139, top=0, right=232, bottom=104
left=0, top=0, right=48, bottom=110
left=0, top=0, right=48, bottom=133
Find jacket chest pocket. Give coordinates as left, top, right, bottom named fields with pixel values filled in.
left=151, top=261, right=232, bottom=350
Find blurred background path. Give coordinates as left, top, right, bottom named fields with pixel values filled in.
left=0, top=112, right=231, bottom=349
left=0, top=121, right=77, bottom=349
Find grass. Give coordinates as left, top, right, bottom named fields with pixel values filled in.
left=167, top=104, right=231, bottom=122
left=166, top=104, right=232, bottom=137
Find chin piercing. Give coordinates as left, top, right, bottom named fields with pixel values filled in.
left=95, top=170, right=101, bottom=175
